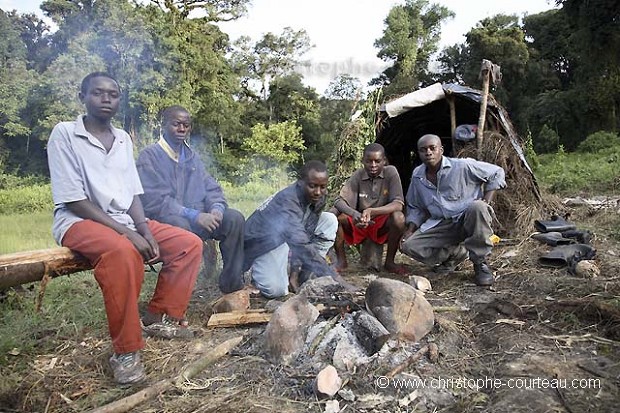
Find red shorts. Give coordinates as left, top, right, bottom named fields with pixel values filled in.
left=343, top=214, right=390, bottom=246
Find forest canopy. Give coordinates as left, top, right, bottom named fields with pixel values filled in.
left=0, top=0, right=618, bottom=182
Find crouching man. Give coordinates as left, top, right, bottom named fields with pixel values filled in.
left=243, top=161, right=354, bottom=297
left=400, top=134, right=506, bottom=286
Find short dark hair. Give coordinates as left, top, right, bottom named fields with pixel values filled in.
left=363, top=142, right=385, bottom=157
left=418, top=134, right=442, bottom=148
left=161, top=105, right=190, bottom=124
left=299, top=160, right=327, bottom=180
left=80, top=72, right=119, bottom=95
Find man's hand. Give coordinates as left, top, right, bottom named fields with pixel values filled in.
left=211, top=210, right=223, bottom=224
left=400, top=223, right=417, bottom=249
left=128, top=223, right=160, bottom=263
left=353, top=209, right=375, bottom=229
left=197, top=212, right=221, bottom=233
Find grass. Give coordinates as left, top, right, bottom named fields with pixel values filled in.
left=534, top=146, right=620, bottom=196
left=0, top=176, right=289, bottom=373
left=0, top=211, right=56, bottom=254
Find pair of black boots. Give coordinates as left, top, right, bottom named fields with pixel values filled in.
left=532, top=216, right=595, bottom=269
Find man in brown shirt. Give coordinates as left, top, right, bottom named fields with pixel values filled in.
left=333, top=143, right=406, bottom=273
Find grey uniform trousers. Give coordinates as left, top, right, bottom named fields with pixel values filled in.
left=401, top=200, right=494, bottom=265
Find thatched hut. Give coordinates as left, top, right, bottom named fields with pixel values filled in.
left=374, top=82, right=544, bottom=236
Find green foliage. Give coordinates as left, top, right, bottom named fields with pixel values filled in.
left=463, top=14, right=529, bottom=107
left=0, top=173, right=47, bottom=190
left=221, top=173, right=291, bottom=217
left=535, top=124, right=560, bottom=154
left=535, top=144, right=620, bottom=194
left=522, top=130, right=540, bottom=170
left=324, top=74, right=363, bottom=100
left=0, top=183, right=52, bottom=214
left=231, top=28, right=313, bottom=100
left=373, top=0, right=454, bottom=95
left=243, top=120, right=305, bottom=164
left=577, top=131, right=620, bottom=153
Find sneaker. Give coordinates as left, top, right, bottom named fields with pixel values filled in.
left=473, top=261, right=494, bottom=286
left=142, top=313, right=194, bottom=340
left=109, top=351, right=146, bottom=385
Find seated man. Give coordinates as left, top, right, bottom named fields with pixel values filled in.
left=243, top=160, right=352, bottom=297
left=400, top=134, right=506, bottom=286
left=47, top=73, right=203, bottom=385
left=333, top=143, right=406, bottom=273
left=136, top=105, right=245, bottom=294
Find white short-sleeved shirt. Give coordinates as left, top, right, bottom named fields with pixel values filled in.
left=47, top=115, right=144, bottom=243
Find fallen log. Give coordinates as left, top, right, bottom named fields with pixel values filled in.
left=89, top=335, right=243, bottom=413
left=0, top=247, right=91, bottom=290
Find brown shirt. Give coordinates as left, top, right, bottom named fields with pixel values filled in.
left=337, top=165, right=404, bottom=211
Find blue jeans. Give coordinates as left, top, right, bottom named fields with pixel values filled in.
left=251, top=212, right=337, bottom=298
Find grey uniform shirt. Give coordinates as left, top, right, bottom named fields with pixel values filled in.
left=405, top=156, right=506, bottom=232
left=47, top=115, right=143, bottom=243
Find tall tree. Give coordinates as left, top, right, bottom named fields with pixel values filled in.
left=557, top=0, right=620, bottom=134
left=0, top=10, right=40, bottom=173
left=267, top=74, right=322, bottom=163
left=372, top=0, right=454, bottom=97
left=463, top=14, right=529, bottom=108
left=231, top=28, right=313, bottom=100
left=148, top=0, right=250, bottom=22
left=435, top=43, right=467, bottom=84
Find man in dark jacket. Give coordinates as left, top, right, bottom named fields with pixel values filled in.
left=244, top=160, right=351, bottom=297
left=137, top=106, right=245, bottom=294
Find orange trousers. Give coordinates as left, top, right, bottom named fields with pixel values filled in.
left=62, top=219, right=203, bottom=354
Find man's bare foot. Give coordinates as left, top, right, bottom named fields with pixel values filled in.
left=384, top=263, right=410, bottom=275
left=289, top=271, right=300, bottom=293
left=335, top=256, right=348, bottom=271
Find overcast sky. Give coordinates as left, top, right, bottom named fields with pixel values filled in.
left=2, top=0, right=557, bottom=94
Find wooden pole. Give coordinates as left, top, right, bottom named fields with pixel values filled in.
left=0, top=247, right=91, bottom=290
left=476, top=60, right=492, bottom=158
left=448, top=95, right=457, bottom=155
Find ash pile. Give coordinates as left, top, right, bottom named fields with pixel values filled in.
left=248, top=276, right=456, bottom=411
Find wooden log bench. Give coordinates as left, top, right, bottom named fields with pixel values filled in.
left=0, top=247, right=91, bottom=290
left=0, top=240, right=220, bottom=291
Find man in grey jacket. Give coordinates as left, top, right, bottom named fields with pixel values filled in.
left=400, top=134, right=506, bottom=286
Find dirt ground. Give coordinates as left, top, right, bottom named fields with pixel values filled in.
left=1, top=204, right=619, bottom=413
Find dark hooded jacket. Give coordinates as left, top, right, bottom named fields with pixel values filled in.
left=243, top=182, right=336, bottom=277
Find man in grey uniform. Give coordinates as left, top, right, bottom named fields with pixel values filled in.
left=400, top=134, right=506, bottom=286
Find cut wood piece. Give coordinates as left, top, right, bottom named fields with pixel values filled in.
left=210, top=289, right=251, bottom=313
left=206, top=309, right=272, bottom=327
left=353, top=311, right=390, bottom=355
left=206, top=303, right=357, bottom=328
left=314, top=365, right=342, bottom=398
left=0, top=247, right=91, bottom=290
